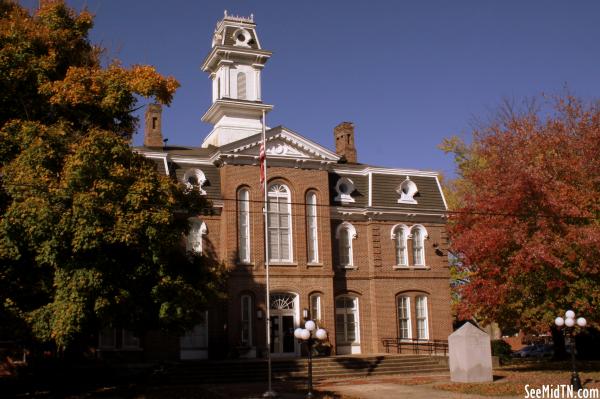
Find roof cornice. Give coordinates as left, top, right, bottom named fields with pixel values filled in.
left=201, top=46, right=272, bottom=72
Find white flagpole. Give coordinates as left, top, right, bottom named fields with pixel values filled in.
left=262, top=110, right=276, bottom=398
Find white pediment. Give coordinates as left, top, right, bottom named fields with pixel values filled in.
left=218, top=126, right=340, bottom=162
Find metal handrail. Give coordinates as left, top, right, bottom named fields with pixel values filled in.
left=381, top=338, right=448, bottom=356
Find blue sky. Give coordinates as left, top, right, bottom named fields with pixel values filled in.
left=22, top=1, right=600, bottom=177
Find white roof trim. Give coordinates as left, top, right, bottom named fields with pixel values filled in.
left=220, top=127, right=340, bottom=162
left=332, top=166, right=439, bottom=177
left=435, top=175, right=449, bottom=211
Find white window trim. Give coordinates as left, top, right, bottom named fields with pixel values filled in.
left=267, top=184, right=293, bottom=263
left=187, top=219, right=207, bottom=254
left=397, top=176, right=418, bottom=204
left=306, top=191, right=319, bottom=264
left=335, top=222, right=357, bottom=269
left=410, top=224, right=428, bottom=267
left=334, top=177, right=356, bottom=203
left=397, top=296, right=412, bottom=340
left=310, top=293, right=322, bottom=322
left=415, top=296, right=429, bottom=340
left=238, top=188, right=251, bottom=263
left=335, top=296, right=360, bottom=345
left=241, top=294, right=253, bottom=346
left=391, top=224, right=409, bottom=268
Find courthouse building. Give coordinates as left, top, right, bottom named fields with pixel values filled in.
left=127, top=12, right=451, bottom=360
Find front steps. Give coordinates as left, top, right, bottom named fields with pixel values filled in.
left=162, top=355, right=449, bottom=384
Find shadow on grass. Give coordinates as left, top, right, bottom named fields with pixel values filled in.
left=501, top=359, right=600, bottom=372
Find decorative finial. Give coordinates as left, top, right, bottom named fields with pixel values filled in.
left=250, top=13, right=254, bottom=21
left=224, top=10, right=228, bottom=17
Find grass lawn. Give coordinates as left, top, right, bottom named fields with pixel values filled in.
left=434, top=360, right=600, bottom=397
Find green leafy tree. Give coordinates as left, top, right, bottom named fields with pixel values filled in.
left=0, top=0, right=225, bottom=350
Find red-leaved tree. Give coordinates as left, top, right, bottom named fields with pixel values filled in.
left=442, top=96, right=600, bottom=335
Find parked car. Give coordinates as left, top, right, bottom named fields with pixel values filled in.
left=512, top=344, right=553, bottom=358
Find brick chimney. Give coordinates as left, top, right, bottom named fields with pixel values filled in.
left=144, top=103, right=163, bottom=147
left=334, top=122, right=357, bottom=163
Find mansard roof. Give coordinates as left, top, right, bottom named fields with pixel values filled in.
left=134, top=125, right=448, bottom=215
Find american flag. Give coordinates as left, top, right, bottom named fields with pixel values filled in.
left=259, top=139, right=266, bottom=189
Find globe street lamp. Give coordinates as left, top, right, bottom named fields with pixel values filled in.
left=294, top=321, right=327, bottom=399
left=555, top=310, right=587, bottom=390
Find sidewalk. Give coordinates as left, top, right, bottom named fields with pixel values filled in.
left=318, top=376, right=521, bottom=399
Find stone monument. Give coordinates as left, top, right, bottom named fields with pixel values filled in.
left=448, top=322, right=493, bottom=382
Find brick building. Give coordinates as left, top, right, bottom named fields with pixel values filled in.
left=131, top=12, right=452, bottom=360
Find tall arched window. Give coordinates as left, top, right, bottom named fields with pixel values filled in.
left=397, top=296, right=412, bottom=339
left=237, top=188, right=251, bottom=263
left=335, top=222, right=356, bottom=268
left=391, top=225, right=409, bottom=267
left=306, top=191, right=319, bottom=263
left=335, top=296, right=360, bottom=345
left=309, top=293, right=322, bottom=322
left=267, top=184, right=292, bottom=262
left=240, top=294, right=253, bottom=346
left=187, top=219, right=207, bottom=254
left=415, top=295, right=429, bottom=339
left=411, top=225, right=427, bottom=266
left=237, top=72, right=247, bottom=100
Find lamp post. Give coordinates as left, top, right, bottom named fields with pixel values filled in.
left=294, top=321, right=327, bottom=399
left=554, top=310, right=587, bottom=391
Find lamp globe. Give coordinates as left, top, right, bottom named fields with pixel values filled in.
left=315, top=329, right=327, bottom=340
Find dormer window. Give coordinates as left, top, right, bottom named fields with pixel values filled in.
left=334, top=177, right=355, bottom=203
left=183, top=168, right=207, bottom=195
left=233, top=28, right=252, bottom=47
left=397, top=176, right=418, bottom=204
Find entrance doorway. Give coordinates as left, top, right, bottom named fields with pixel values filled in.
left=269, top=293, right=298, bottom=355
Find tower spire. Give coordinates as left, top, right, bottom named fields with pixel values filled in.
left=200, top=13, right=272, bottom=148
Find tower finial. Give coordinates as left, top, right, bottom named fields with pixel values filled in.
left=224, top=10, right=228, bottom=17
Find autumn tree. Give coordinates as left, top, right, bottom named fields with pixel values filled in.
left=441, top=96, right=600, bottom=335
left=0, top=1, right=225, bottom=350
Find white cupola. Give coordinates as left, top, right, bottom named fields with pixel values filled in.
left=200, top=11, right=273, bottom=148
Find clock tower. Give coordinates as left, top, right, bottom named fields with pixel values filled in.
left=200, top=11, right=273, bottom=147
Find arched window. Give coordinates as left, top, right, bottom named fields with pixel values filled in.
left=240, top=294, right=253, bottom=346
left=187, top=219, right=207, bottom=254
left=237, top=188, right=251, bottom=263
left=306, top=191, right=319, bottom=263
left=237, top=72, right=247, bottom=100
left=415, top=296, right=429, bottom=339
left=411, top=225, right=427, bottom=266
left=397, top=296, right=412, bottom=339
left=309, top=293, right=322, bottom=322
left=335, top=222, right=356, bottom=268
left=267, top=184, right=292, bottom=262
left=335, top=296, right=360, bottom=345
left=391, top=225, right=409, bottom=267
